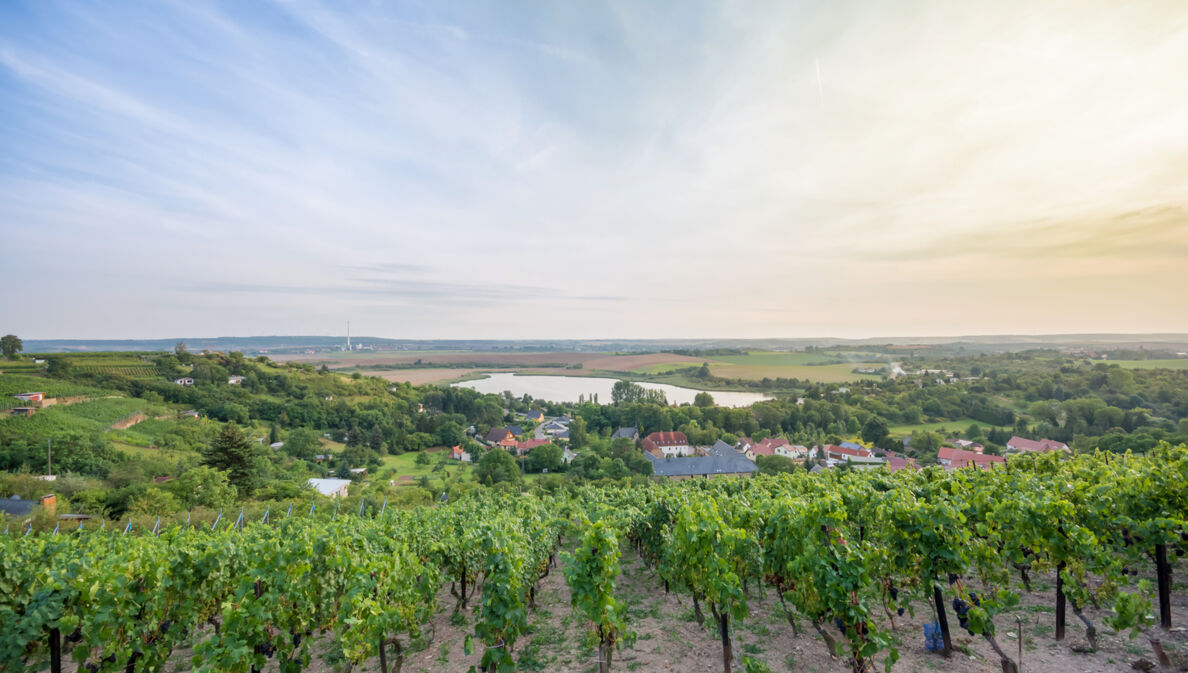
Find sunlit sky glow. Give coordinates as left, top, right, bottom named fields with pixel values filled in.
left=2, top=1, right=1186, bottom=339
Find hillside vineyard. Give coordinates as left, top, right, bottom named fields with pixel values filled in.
left=2, top=447, right=1185, bottom=673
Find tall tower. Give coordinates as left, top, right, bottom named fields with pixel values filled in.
left=347, top=321, right=351, bottom=351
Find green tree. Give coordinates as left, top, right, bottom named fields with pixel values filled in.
left=127, top=489, right=179, bottom=517
left=46, top=356, right=71, bottom=378
left=475, top=448, right=521, bottom=485
left=436, top=420, right=464, bottom=447
left=860, top=416, right=890, bottom=448
left=569, top=416, right=589, bottom=449
left=909, top=430, right=943, bottom=459
left=1, top=334, right=22, bottom=359
left=284, top=428, right=320, bottom=461
left=525, top=443, right=563, bottom=473
left=694, top=391, right=715, bottom=408
left=755, top=454, right=798, bottom=475
left=171, top=466, right=237, bottom=510
left=200, top=423, right=264, bottom=495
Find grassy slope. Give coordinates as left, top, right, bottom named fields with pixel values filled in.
left=886, top=418, right=995, bottom=437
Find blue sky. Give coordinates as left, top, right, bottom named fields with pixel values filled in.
left=2, top=0, right=1186, bottom=339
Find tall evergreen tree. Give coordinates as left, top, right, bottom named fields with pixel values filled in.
left=201, top=423, right=263, bottom=495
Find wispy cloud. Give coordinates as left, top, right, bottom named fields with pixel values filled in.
left=1, top=0, right=1186, bottom=338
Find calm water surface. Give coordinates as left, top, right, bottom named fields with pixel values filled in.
left=453, top=372, right=770, bottom=407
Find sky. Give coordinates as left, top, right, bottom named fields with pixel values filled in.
left=1, top=0, right=1186, bottom=340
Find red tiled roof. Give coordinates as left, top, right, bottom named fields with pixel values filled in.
left=941, top=447, right=1005, bottom=470
left=1007, top=436, right=1068, bottom=452
left=642, top=431, right=689, bottom=455
left=644, top=431, right=688, bottom=445
left=824, top=444, right=873, bottom=458
left=516, top=439, right=550, bottom=450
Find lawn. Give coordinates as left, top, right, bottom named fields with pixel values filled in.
left=886, top=418, right=997, bottom=437
left=378, top=449, right=474, bottom=486
left=1107, top=359, right=1188, bottom=370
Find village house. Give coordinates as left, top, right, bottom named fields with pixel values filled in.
left=307, top=478, right=351, bottom=498
left=450, top=445, right=472, bottom=462
left=0, top=494, right=57, bottom=519
left=228, top=376, right=244, bottom=385
left=13, top=392, right=45, bottom=403
left=611, top=427, right=640, bottom=441
left=777, top=444, right=811, bottom=459
left=524, top=410, right=545, bottom=423
left=822, top=444, right=875, bottom=462
left=485, top=427, right=519, bottom=449
left=937, top=447, right=1005, bottom=470
left=647, top=440, right=758, bottom=480
left=885, top=456, right=919, bottom=473
left=178, top=409, right=200, bottom=420
left=947, top=439, right=984, bottom=453
left=514, top=438, right=551, bottom=457
left=641, top=431, right=691, bottom=458
left=738, top=436, right=802, bottom=461
left=542, top=420, right=569, bottom=435
left=8, top=407, right=36, bottom=417
left=174, top=377, right=194, bottom=386
left=1006, top=436, right=1069, bottom=453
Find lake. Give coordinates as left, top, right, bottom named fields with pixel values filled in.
left=453, top=372, right=770, bottom=407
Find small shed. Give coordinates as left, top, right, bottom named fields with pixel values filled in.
left=307, top=478, right=351, bottom=498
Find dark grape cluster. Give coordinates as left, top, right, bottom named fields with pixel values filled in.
left=952, top=593, right=980, bottom=636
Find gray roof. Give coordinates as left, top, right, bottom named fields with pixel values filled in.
left=611, top=427, right=638, bottom=439
left=0, top=496, right=37, bottom=517
left=645, top=451, right=758, bottom=478
left=709, top=439, right=736, bottom=456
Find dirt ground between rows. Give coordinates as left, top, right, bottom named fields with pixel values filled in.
left=257, top=548, right=1185, bottom=673
left=70, top=545, right=1182, bottom=673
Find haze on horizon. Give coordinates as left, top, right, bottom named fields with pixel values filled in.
left=2, top=0, right=1186, bottom=341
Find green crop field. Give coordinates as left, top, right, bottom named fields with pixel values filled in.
left=708, top=351, right=845, bottom=366
left=0, top=373, right=111, bottom=399
left=75, top=365, right=162, bottom=379
left=709, top=362, right=884, bottom=383
left=1107, top=359, right=1188, bottom=370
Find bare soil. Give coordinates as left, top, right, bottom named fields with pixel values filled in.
left=581, top=353, right=708, bottom=373
left=308, top=550, right=1186, bottom=673
left=76, top=547, right=1184, bottom=673
left=376, top=369, right=484, bottom=385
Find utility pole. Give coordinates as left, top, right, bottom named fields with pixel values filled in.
left=47, top=439, right=52, bottom=477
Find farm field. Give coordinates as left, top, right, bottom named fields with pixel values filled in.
left=708, top=362, right=884, bottom=383
left=273, top=350, right=896, bottom=386
left=708, top=351, right=846, bottom=366
left=581, top=352, right=706, bottom=372
left=1108, top=358, right=1188, bottom=370
left=376, top=368, right=486, bottom=385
